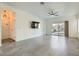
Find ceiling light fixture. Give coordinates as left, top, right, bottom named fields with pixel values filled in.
left=40, top=2, right=58, bottom=16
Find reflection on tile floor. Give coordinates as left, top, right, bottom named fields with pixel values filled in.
left=0, top=35, right=79, bottom=56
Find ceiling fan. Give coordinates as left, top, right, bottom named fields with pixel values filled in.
left=48, top=9, right=58, bottom=16
left=40, top=2, right=58, bottom=16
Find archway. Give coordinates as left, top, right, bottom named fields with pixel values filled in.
left=0, top=9, right=15, bottom=44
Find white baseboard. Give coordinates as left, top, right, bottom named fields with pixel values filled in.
left=16, top=34, right=45, bottom=42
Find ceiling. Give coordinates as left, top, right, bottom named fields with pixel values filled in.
left=4, top=2, right=79, bottom=20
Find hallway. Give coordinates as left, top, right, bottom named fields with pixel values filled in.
left=0, top=35, right=79, bottom=56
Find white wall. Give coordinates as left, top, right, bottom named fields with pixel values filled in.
left=46, top=22, right=52, bottom=35
left=69, top=19, right=77, bottom=38
left=0, top=3, right=46, bottom=45
left=78, top=19, right=79, bottom=39
left=15, top=9, right=45, bottom=41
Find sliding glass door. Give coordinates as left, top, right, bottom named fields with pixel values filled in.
left=51, top=23, right=64, bottom=36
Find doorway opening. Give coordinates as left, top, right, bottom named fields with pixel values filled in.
left=0, top=9, right=15, bottom=44
left=51, top=23, right=64, bottom=36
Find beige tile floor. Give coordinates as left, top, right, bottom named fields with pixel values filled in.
left=0, top=35, right=79, bottom=56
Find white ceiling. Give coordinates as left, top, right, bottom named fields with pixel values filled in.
left=4, top=2, right=79, bottom=20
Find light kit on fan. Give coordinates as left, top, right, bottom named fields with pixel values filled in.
left=40, top=2, right=58, bottom=16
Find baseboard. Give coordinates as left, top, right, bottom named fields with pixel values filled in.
left=16, top=34, right=46, bottom=42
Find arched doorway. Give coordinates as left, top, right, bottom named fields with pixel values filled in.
left=0, top=9, right=15, bottom=44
